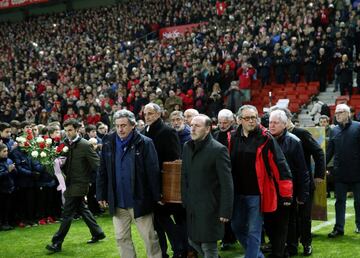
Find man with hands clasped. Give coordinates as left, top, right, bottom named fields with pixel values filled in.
left=181, top=114, right=234, bottom=258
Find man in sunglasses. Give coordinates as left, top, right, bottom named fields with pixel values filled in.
left=228, top=105, right=292, bottom=258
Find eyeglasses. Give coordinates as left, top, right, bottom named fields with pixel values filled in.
left=241, top=116, right=257, bottom=121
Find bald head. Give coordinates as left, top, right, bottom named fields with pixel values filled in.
left=184, top=109, right=199, bottom=125
left=190, top=115, right=211, bottom=141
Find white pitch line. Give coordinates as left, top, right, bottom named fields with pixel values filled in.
left=312, top=213, right=354, bottom=232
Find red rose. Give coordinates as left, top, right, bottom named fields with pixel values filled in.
left=24, top=142, right=30, bottom=147
left=56, top=143, right=65, bottom=153
left=43, top=135, right=49, bottom=140
left=39, top=142, right=45, bottom=149
left=54, top=136, right=61, bottom=143
left=26, top=133, right=33, bottom=141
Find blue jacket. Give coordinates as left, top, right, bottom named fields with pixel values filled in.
left=0, top=158, right=16, bottom=194
left=96, top=130, right=161, bottom=218
left=327, top=120, right=360, bottom=183
left=10, top=148, right=43, bottom=188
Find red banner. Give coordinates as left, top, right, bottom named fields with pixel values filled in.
left=159, top=22, right=208, bottom=40
left=0, top=0, right=48, bottom=10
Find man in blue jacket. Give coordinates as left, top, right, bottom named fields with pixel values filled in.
left=97, top=109, right=162, bottom=258
left=327, top=104, right=360, bottom=238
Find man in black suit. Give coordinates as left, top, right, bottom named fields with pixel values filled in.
left=46, top=119, right=105, bottom=253
left=281, top=108, right=325, bottom=256
left=143, top=103, right=187, bottom=258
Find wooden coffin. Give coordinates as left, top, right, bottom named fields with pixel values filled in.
left=162, top=160, right=182, bottom=203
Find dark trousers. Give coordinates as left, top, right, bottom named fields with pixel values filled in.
left=298, top=192, right=313, bottom=247
left=334, top=182, right=360, bottom=232
left=52, top=196, right=103, bottom=244
left=154, top=204, right=188, bottom=257
left=0, top=192, right=14, bottom=225
left=264, top=205, right=290, bottom=258
left=340, top=82, right=353, bottom=96
left=286, top=202, right=299, bottom=255
left=87, top=183, right=101, bottom=215
left=36, top=186, right=54, bottom=219
left=222, top=221, right=237, bottom=244
left=16, top=187, right=35, bottom=223
left=319, top=77, right=327, bottom=92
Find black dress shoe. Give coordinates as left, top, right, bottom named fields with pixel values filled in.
left=87, top=233, right=106, bottom=244
left=328, top=229, right=344, bottom=238
left=303, top=245, right=312, bottom=256
left=46, top=243, right=62, bottom=253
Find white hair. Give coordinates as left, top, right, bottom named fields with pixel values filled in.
left=218, top=109, right=234, bottom=120
left=269, top=110, right=288, bottom=124
left=184, top=109, right=199, bottom=116
left=335, top=103, right=350, bottom=113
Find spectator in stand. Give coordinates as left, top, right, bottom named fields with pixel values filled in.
left=287, top=49, right=301, bottom=84
left=316, top=48, right=329, bottom=92
left=207, top=83, right=223, bottom=120
left=63, top=106, right=78, bottom=122
left=225, top=81, right=243, bottom=114
left=308, top=97, right=325, bottom=125
left=165, top=90, right=183, bottom=114
left=336, top=54, right=353, bottom=96
left=236, top=63, right=255, bottom=102
left=354, top=53, right=360, bottom=94
left=258, top=51, right=272, bottom=87
left=87, top=106, right=101, bottom=126
left=273, top=50, right=287, bottom=85
left=327, top=104, right=360, bottom=238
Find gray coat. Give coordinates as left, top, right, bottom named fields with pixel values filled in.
left=181, top=134, right=233, bottom=242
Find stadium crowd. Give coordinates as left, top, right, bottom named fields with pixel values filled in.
left=1, top=0, right=360, bottom=257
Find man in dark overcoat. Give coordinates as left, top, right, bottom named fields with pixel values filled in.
left=181, top=114, right=234, bottom=258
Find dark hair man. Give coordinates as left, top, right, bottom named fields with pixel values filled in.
left=46, top=118, right=105, bottom=253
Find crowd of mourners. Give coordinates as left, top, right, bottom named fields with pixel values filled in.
left=1, top=0, right=360, bottom=257
left=1, top=0, right=360, bottom=127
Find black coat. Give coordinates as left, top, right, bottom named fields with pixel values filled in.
left=290, top=127, right=326, bottom=189
left=143, top=118, right=181, bottom=170
left=327, top=120, right=360, bottom=183
left=97, top=130, right=161, bottom=218
left=181, top=134, right=233, bottom=242
left=276, top=131, right=310, bottom=202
